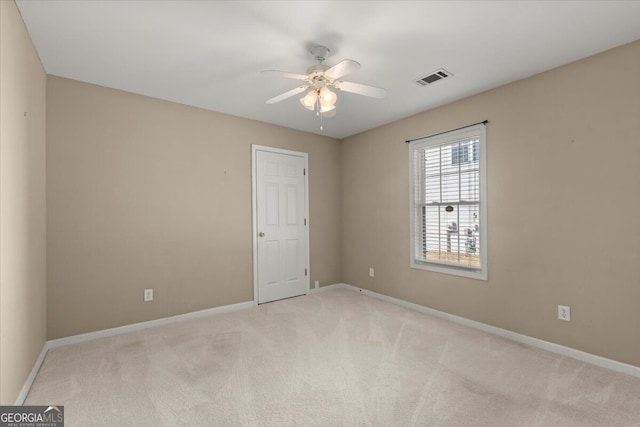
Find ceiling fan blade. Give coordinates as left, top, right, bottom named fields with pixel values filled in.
left=266, top=86, right=309, bottom=104
left=262, top=70, right=309, bottom=81
left=335, top=80, right=387, bottom=99
left=325, top=59, right=361, bottom=80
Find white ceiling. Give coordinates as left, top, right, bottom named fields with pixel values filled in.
left=15, top=1, right=640, bottom=139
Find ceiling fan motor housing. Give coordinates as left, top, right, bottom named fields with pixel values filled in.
left=306, top=64, right=331, bottom=86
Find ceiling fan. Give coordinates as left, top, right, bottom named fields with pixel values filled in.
left=263, top=46, right=386, bottom=120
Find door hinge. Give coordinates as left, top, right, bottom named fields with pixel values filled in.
left=304, top=218, right=307, bottom=226
left=305, top=268, right=308, bottom=276
left=304, top=168, right=306, bottom=176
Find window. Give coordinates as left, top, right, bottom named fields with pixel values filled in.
left=451, top=140, right=479, bottom=165
left=409, top=123, right=487, bottom=280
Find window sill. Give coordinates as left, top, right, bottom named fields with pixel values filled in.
left=411, top=260, right=487, bottom=281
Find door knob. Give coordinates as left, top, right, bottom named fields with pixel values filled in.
left=258, top=231, right=265, bottom=237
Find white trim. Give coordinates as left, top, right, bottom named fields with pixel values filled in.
left=409, top=123, right=488, bottom=281
left=16, top=299, right=253, bottom=404
left=16, top=288, right=309, bottom=406
left=309, top=283, right=345, bottom=293
left=339, top=283, right=640, bottom=379
left=251, top=145, right=259, bottom=306
left=251, top=145, right=310, bottom=305
left=14, top=345, right=49, bottom=405
left=19, top=283, right=638, bottom=406
left=47, top=300, right=253, bottom=349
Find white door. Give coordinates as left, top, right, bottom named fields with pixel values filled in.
left=253, top=146, right=309, bottom=304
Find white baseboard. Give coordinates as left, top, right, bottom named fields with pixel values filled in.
left=309, top=283, right=345, bottom=293
left=14, top=345, right=49, bottom=405
left=338, top=283, right=640, bottom=379
left=47, top=300, right=254, bottom=349
left=18, top=284, right=639, bottom=405
left=16, top=299, right=253, bottom=405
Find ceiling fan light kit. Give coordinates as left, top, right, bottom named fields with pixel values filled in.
left=264, top=45, right=386, bottom=129
left=300, top=90, right=317, bottom=110
left=319, top=87, right=337, bottom=106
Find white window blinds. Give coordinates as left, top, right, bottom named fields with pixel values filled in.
left=409, top=123, right=487, bottom=280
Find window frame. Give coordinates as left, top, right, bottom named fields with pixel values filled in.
left=409, top=123, right=488, bottom=280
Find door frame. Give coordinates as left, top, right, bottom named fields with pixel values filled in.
left=251, top=144, right=310, bottom=305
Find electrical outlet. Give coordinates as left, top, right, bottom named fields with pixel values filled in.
left=314, top=280, right=319, bottom=289
left=144, top=288, right=153, bottom=302
left=558, top=305, right=571, bottom=321
left=369, top=267, right=375, bottom=277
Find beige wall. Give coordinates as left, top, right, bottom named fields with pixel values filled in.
left=46, top=76, right=342, bottom=339
left=341, top=39, right=640, bottom=367
left=4, top=2, right=639, bottom=402
left=0, top=1, right=47, bottom=404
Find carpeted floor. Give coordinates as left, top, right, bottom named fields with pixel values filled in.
left=25, top=288, right=640, bottom=426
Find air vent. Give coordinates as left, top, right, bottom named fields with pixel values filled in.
left=415, top=68, right=453, bottom=86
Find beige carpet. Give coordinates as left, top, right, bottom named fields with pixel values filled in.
left=25, top=288, right=640, bottom=426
